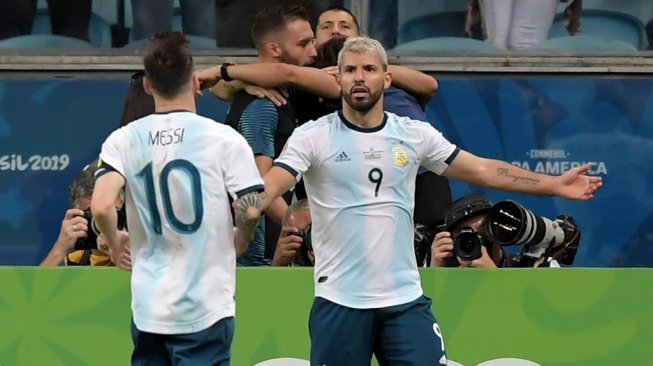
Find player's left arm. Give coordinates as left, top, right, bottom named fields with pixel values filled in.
left=387, top=65, right=438, bottom=106
left=91, top=171, right=126, bottom=248
left=443, top=150, right=602, bottom=200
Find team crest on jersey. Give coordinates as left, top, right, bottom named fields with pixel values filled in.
left=392, top=146, right=409, bottom=167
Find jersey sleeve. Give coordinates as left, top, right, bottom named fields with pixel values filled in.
left=98, top=129, right=125, bottom=176
left=273, top=125, right=313, bottom=181
left=222, top=133, right=265, bottom=198
left=238, top=99, right=278, bottom=158
left=419, top=124, right=459, bottom=175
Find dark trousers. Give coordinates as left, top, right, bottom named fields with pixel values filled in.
left=309, top=295, right=447, bottom=366
left=131, top=317, right=235, bottom=366
left=0, top=0, right=91, bottom=41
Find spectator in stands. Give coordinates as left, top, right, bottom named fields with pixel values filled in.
left=215, top=0, right=333, bottom=47
left=40, top=162, right=124, bottom=266
left=469, top=0, right=581, bottom=50
left=0, top=0, right=91, bottom=42
left=130, top=0, right=215, bottom=42
left=272, top=199, right=314, bottom=266
left=430, top=194, right=581, bottom=268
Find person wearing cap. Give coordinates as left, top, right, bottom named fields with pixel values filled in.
left=430, top=194, right=508, bottom=268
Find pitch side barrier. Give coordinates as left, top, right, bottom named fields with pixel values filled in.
left=0, top=53, right=652, bottom=267
left=0, top=267, right=650, bottom=366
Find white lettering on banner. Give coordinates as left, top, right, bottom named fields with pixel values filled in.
left=514, top=149, right=607, bottom=175
left=527, top=149, right=568, bottom=159
left=511, top=161, right=607, bottom=175
left=0, top=154, right=70, bottom=171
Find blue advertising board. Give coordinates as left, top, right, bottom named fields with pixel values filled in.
left=0, top=75, right=651, bottom=266
left=0, top=76, right=229, bottom=264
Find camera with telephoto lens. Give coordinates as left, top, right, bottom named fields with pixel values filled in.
left=74, top=209, right=127, bottom=250
left=486, top=200, right=580, bottom=266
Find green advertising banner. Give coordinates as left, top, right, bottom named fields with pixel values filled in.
left=0, top=267, right=650, bottom=366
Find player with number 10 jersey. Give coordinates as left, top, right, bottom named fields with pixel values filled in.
left=99, top=111, right=263, bottom=335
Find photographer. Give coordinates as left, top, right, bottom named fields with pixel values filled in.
left=40, top=161, right=127, bottom=267
left=272, top=199, right=314, bottom=267
left=428, top=194, right=580, bottom=268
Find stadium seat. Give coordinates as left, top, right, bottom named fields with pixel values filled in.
left=531, top=35, right=638, bottom=51
left=397, top=11, right=468, bottom=44
left=32, top=9, right=112, bottom=48
left=124, top=34, right=217, bottom=50
left=0, top=34, right=93, bottom=49
left=548, top=9, right=646, bottom=50
left=393, top=37, right=500, bottom=52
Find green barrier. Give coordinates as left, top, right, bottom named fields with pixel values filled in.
left=0, top=267, right=650, bottom=366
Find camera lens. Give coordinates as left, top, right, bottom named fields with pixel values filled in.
left=453, top=227, right=483, bottom=261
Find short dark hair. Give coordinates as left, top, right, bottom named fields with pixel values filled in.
left=118, top=71, right=155, bottom=127
left=317, top=5, right=360, bottom=34
left=250, top=5, right=311, bottom=50
left=143, top=32, right=193, bottom=99
left=314, top=36, right=345, bottom=68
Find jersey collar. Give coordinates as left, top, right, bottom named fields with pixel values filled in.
left=338, top=110, right=387, bottom=133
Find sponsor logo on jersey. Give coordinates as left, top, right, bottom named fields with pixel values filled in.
left=363, top=148, right=383, bottom=160
left=334, top=151, right=351, bottom=162
left=392, top=146, right=409, bottom=167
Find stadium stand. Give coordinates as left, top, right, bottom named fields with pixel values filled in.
left=31, top=9, right=112, bottom=48
left=0, top=34, right=93, bottom=49
left=393, top=36, right=499, bottom=52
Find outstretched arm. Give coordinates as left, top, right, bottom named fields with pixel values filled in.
left=443, top=150, right=602, bottom=200
left=388, top=65, right=438, bottom=106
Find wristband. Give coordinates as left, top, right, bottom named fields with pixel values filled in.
left=220, top=62, right=234, bottom=82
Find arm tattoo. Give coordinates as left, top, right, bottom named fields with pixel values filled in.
left=235, top=192, right=262, bottom=242
left=497, top=168, right=540, bottom=185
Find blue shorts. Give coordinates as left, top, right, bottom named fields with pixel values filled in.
left=131, top=316, right=234, bottom=366
left=309, top=295, right=447, bottom=366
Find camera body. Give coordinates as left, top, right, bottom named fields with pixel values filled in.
left=451, top=227, right=490, bottom=261
left=74, top=208, right=127, bottom=250
left=414, top=223, right=437, bottom=266
left=291, top=224, right=313, bottom=266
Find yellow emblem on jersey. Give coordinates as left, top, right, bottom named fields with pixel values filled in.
left=392, top=146, right=409, bottom=167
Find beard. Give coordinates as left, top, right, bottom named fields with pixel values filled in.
left=342, top=85, right=383, bottom=113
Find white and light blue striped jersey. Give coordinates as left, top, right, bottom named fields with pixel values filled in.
left=99, top=110, right=263, bottom=334
left=275, top=111, right=459, bottom=309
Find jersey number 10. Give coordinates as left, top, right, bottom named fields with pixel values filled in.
left=136, top=159, right=204, bottom=234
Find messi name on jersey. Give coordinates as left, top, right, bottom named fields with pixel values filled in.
left=148, top=128, right=185, bottom=146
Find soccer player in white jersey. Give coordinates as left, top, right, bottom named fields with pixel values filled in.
left=91, top=32, right=263, bottom=366
left=260, top=36, right=603, bottom=365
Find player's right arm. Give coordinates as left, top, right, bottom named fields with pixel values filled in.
left=261, top=166, right=297, bottom=211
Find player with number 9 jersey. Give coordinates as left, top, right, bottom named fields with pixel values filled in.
left=274, top=110, right=458, bottom=309
left=99, top=111, right=263, bottom=335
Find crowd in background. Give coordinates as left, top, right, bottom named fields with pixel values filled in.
left=1, top=0, right=652, bottom=51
